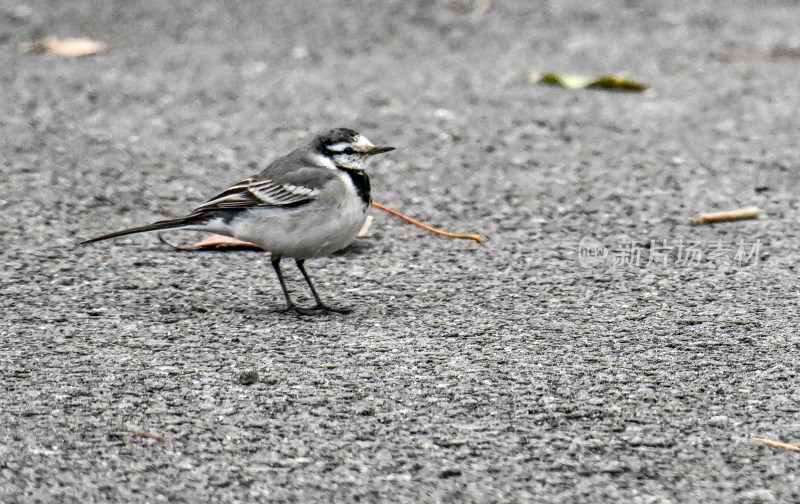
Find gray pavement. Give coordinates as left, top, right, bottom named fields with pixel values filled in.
left=1, top=1, right=799, bottom=502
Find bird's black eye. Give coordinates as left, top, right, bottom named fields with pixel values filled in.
left=342, top=147, right=355, bottom=155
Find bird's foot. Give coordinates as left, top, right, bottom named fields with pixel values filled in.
left=275, top=305, right=295, bottom=314
left=311, top=303, right=353, bottom=315
left=277, top=303, right=352, bottom=316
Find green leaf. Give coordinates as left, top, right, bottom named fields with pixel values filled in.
left=534, top=72, right=648, bottom=92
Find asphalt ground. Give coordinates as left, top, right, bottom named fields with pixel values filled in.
left=1, top=1, right=799, bottom=502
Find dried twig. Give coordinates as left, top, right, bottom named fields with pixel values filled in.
left=692, top=207, right=759, bottom=225
left=372, top=202, right=483, bottom=244
left=754, top=437, right=800, bottom=452
left=24, top=37, right=106, bottom=57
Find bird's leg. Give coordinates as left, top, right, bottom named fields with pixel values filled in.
left=271, top=254, right=297, bottom=313
left=295, top=259, right=353, bottom=314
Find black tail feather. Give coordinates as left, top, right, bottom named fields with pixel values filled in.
left=80, top=217, right=192, bottom=245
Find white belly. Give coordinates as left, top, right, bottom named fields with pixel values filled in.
left=205, top=195, right=368, bottom=259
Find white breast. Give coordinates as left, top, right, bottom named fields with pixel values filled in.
left=206, top=172, right=369, bottom=259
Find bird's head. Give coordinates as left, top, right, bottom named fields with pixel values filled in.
left=312, top=127, right=394, bottom=170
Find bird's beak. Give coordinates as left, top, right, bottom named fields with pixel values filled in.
left=367, top=146, right=395, bottom=156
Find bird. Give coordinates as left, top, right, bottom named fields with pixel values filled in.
left=81, top=127, right=395, bottom=315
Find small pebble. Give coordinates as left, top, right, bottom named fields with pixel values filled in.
left=738, top=489, right=775, bottom=503
left=439, top=467, right=462, bottom=479
left=237, top=370, right=259, bottom=385
left=707, top=415, right=730, bottom=427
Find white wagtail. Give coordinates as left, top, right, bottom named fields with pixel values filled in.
left=81, top=127, right=395, bottom=314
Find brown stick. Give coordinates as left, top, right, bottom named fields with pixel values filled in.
left=371, top=201, right=483, bottom=244
left=691, top=207, right=759, bottom=225
left=754, top=438, right=800, bottom=452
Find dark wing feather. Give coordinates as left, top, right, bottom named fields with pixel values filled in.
left=193, top=178, right=318, bottom=212
left=191, top=153, right=338, bottom=215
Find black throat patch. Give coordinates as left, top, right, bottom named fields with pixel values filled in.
left=339, top=168, right=371, bottom=205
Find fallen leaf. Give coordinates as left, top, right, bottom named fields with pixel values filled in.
left=533, top=72, right=648, bottom=91
left=158, top=233, right=264, bottom=251
left=755, top=437, right=800, bottom=452
left=24, top=37, right=106, bottom=57
left=692, top=207, right=759, bottom=225
left=473, top=0, right=492, bottom=14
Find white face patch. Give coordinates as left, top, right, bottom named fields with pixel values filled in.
left=310, top=152, right=337, bottom=170
left=326, top=141, right=350, bottom=153
left=327, top=135, right=375, bottom=154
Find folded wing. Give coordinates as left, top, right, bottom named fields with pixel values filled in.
left=194, top=177, right=321, bottom=213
